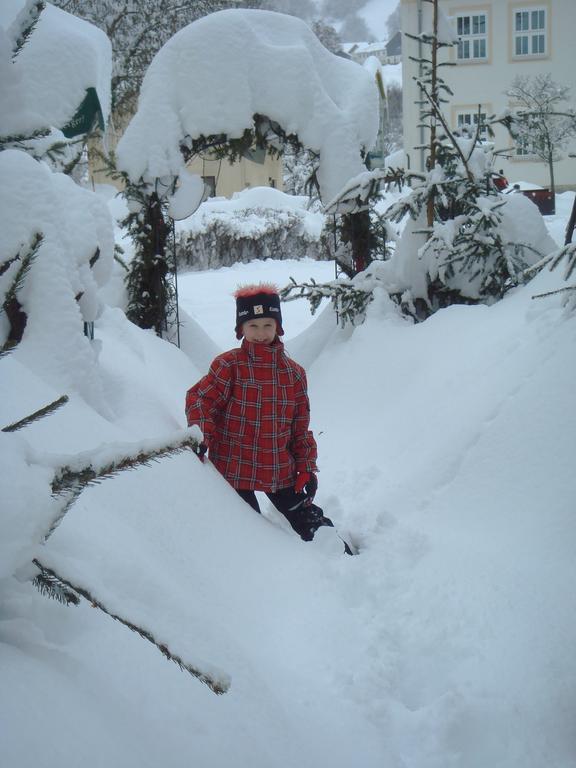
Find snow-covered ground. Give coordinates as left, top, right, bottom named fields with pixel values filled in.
left=2, top=186, right=575, bottom=767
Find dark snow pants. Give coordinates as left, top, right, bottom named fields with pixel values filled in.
left=236, top=487, right=334, bottom=542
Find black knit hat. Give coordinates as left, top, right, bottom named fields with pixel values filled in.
left=234, top=283, right=284, bottom=340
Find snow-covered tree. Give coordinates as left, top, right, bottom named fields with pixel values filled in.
left=115, top=9, right=379, bottom=336
left=1, top=7, right=229, bottom=693
left=1, top=3, right=114, bottom=363
left=52, top=0, right=232, bottom=125
left=311, top=19, right=344, bottom=55
left=375, top=0, right=554, bottom=317
left=505, top=74, right=576, bottom=198
left=0, top=0, right=111, bottom=175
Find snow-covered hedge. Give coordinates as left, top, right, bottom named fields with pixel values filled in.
left=174, top=187, right=328, bottom=270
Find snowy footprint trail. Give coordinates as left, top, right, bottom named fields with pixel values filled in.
left=302, top=267, right=576, bottom=768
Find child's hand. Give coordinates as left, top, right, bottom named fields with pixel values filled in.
left=294, top=472, right=318, bottom=503
left=193, top=442, right=208, bottom=462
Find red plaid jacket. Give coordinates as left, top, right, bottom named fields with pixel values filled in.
left=185, top=339, right=318, bottom=492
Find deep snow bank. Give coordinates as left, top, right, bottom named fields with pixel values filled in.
left=2, top=252, right=575, bottom=768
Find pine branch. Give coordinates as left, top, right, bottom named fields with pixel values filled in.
left=531, top=285, right=575, bottom=300
left=2, top=395, right=69, bottom=433
left=32, top=560, right=230, bottom=695
left=32, top=563, right=80, bottom=605
left=1, top=232, right=43, bottom=352
left=44, top=434, right=202, bottom=541
left=1, top=232, right=43, bottom=304
left=52, top=436, right=201, bottom=495
left=280, top=277, right=373, bottom=326
left=10, top=0, right=45, bottom=59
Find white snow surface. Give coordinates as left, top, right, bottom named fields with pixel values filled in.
left=1, top=174, right=576, bottom=767
left=0, top=2, right=112, bottom=137
left=116, top=9, right=379, bottom=203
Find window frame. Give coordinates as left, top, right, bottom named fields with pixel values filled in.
left=511, top=5, right=548, bottom=59
left=512, top=133, right=542, bottom=161
left=455, top=10, right=489, bottom=62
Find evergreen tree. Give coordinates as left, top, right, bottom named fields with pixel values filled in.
left=381, top=0, right=544, bottom=315
left=1, top=0, right=105, bottom=174
left=1, top=313, right=228, bottom=693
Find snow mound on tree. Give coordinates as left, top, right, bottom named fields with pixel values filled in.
left=0, top=150, right=114, bottom=413
left=116, top=9, right=379, bottom=203
left=0, top=2, right=111, bottom=136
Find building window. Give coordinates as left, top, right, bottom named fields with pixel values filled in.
left=514, top=134, right=540, bottom=158
left=513, top=8, right=546, bottom=56
left=456, top=13, right=488, bottom=61
left=456, top=110, right=488, bottom=138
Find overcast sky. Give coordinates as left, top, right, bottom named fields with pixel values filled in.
left=360, top=0, right=400, bottom=41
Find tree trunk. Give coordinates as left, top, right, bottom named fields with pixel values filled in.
left=565, top=195, right=576, bottom=245
left=426, top=0, right=439, bottom=229
left=548, top=153, right=556, bottom=199
left=341, top=210, right=372, bottom=274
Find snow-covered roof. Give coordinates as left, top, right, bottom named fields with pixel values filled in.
left=343, top=41, right=388, bottom=55
left=0, top=2, right=112, bottom=137
left=116, top=9, right=379, bottom=204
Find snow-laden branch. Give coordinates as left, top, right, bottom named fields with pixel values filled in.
left=32, top=559, right=231, bottom=695
left=2, top=395, right=69, bottom=433
left=45, top=429, right=203, bottom=540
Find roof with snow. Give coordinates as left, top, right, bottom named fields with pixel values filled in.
left=116, top=9, right=379, bottom=204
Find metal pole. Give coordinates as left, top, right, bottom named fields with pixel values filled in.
left=172, top=219, right=181, bottom=348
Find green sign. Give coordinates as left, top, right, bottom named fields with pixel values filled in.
left=61, top=87, right=104, bottom=138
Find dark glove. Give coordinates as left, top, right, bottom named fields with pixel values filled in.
left=193, top=442, right=208, bottom=462
left=294, top=472, right=318, bottom=504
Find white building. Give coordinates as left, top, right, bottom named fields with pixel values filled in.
left=401, top=0, right=576, bottom=190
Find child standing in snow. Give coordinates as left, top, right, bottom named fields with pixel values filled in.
left=185, top=284, right=352, bottom=554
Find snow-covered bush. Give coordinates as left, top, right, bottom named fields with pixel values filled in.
left=113, top=8, right=379, bottom=334
left=384, top=159, right=556, bottom=316
left=174, top=187, right=327, bottom=270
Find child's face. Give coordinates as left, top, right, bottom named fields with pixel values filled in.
left=242, top=318, right=277, bottom=344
